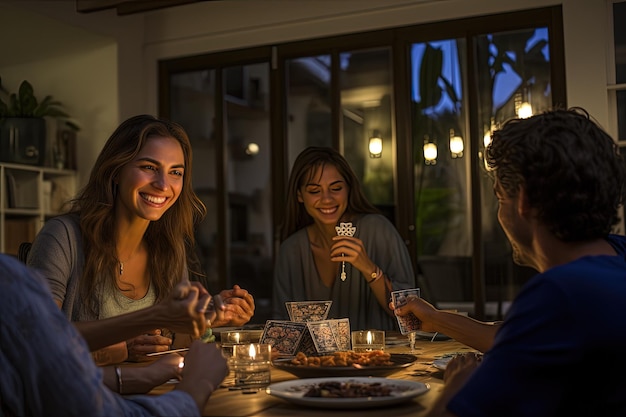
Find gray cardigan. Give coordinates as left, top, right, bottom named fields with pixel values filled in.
left=27, top=214, right=89, bottom=321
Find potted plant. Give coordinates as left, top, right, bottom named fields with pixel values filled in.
left=0, top=77, right=79, bottom=166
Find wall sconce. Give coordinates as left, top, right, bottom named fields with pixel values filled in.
left=368, top=131, right=383, bottom=158
left=423, top=136, right=437, bottom=165
left=245, top=142, right=260, bottom=156
left=449, top=129, right=464, bottom=158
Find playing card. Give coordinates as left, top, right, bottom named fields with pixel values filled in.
left=391, top=288, right=422, bottom=334
left=286, top=300, right=332, bottom=322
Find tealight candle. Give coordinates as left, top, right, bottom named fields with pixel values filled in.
left=351, top=330, right=385, bottom=352
left=232, top=343, right=271, bottom=387
left=220, top=330, right=263, bottom=359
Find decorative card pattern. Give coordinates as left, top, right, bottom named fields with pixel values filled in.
left=261, top=318, right=351, bottom=357
left=391, top=288, right=422, bottom=334
left=286, top=300, right=332, bottom=322
left=260, top=320, right=307, bottom=356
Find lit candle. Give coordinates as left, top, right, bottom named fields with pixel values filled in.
left=233, top=343, right=271, bottom=387
left=352, top=330, right=385, bottom=352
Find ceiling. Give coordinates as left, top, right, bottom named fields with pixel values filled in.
left=75, top=0, right=208, bottom=15
left=0, top=3, right=113, bottom=69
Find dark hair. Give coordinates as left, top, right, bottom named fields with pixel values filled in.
left=70, top=115, right=206, bottom=315
left=281, top=146, right=379, bottom=240
left=485, top=107, right=626, bottom=241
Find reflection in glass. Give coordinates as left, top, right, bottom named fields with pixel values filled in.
left=476, top=27, right=551, bottom=314
left=169, top=70, right=217, bottom=291
left=339, top=48, right=394, bottom=219
left=614, top=1, right=626, bottom=85
left=225, top=63, right=273, bottom=324
left=286, top=56, right=332, bottom=171
left=618, top=90, right=626, bottom=141
left=410, top=39, right=472, bottom=310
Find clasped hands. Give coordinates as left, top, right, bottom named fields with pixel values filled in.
left=126, top=281, right=255, bottom=360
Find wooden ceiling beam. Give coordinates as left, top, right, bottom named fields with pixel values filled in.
left=76, top=0, right=210, bottom=15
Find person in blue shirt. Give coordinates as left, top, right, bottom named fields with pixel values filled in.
left=0, top=254, right=228, bottom=417
left=393, top=107, right=626, bottom=417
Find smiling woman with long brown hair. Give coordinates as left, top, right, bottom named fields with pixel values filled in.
left=272, top=146, right=415, bottom=331
left=27, top=115, right=254, bottom=392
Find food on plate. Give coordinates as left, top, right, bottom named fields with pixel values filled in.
left=303, top=381, right=392, bottom=398
left=289, top=350, right=393, bottom=367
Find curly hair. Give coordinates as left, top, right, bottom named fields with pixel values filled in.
left=69, top=115, right=206, bottom=316
left=281, top=146, right=379, bottom=240
left=485, top=107, right=626, bottom=241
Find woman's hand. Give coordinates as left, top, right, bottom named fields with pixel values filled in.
left=330, top=236, right=374, bottom=277
left=107, top=355, right=184, bottom=394
left=126, top=329, right=173, bottom=362
left=211, top=285, right=255, bottom=327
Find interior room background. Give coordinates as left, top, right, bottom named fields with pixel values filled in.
left=0, top=0, right=623, bottom=325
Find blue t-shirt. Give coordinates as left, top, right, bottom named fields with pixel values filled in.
left=448, top=234, right=626, bottom=417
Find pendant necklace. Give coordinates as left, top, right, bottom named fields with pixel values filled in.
left=117, top=247, right=139, bottom=276
left=335, top=222, right=356, bottom=281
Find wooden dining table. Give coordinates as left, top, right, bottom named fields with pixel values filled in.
left=149, top=332, right=477, bottom=417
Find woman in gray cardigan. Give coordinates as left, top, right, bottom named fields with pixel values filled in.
left=272, top=146, right=416, bottom=331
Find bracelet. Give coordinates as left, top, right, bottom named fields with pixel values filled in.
left=115, top=366, right=123, bottom=395
left=367, top=266, right=384, bottom=284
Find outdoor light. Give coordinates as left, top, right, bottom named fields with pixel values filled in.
left=449, top=129, right=464, bottom=158
left=245, top=142, right=260, bottom=156
left=423, top=136, right=437, bottom=165
left=515, top=88, right=533, bottom=119
left=368, top=131, right=383, bottom=158
left=517, top=101, right=533, bottom=119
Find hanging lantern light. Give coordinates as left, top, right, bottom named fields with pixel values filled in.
left=423, top=136, right=437, bottom=165
left=449, top=129, right=464, bottom=158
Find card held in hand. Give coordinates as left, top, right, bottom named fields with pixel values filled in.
left=391, top=288, right=421, bottom=334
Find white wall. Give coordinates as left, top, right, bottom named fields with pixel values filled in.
left=0, top=46, right=117, bottom=185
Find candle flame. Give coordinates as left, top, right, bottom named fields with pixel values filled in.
left=367, top=331, right=373, bottom=344
left=248, top=343, right=257, bottom=359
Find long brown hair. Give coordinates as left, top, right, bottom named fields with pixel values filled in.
left=71, top=115, right=206, bottom=316
left=281, top=146, right=378, bottom=240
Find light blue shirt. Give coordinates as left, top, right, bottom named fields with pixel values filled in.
left=0, top=254, right=199, bottom=417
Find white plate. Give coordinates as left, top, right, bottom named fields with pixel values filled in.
left=414, top=331, right=451, bottom=341
left=266, top=376, right=429, bottom=409
left=432, top=357, right=451, bottom=371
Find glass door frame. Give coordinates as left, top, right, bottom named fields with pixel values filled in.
left=157, top=6, right=566, bottom=320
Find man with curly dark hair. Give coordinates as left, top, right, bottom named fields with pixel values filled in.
left=393, top=108, right=626, bottom=417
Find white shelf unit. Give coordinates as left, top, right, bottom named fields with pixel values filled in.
left=0, top=162, right=77, bottom=255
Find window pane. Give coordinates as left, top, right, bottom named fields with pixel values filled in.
left=410, top=39, right=472, bottom=311
left=339, top=48, right=395, bottom=220
left=618, top=90, right=626, bottom=141
left=476, top=28, right=551, bottom=317
left=286, top=56, right=332, bottom=171
left=225, top=63, right=273, bottom=324
left=614, top=1, right=626, bottom=84
left=169, top=70, right=217, bottom=291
